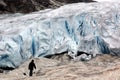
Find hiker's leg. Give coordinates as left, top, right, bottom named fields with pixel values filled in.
left=29, top=70, right=33, bottom=76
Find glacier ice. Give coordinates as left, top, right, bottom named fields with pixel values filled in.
left=0, top=2, right=120, bottom=68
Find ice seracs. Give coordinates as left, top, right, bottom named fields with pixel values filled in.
left=0, top=2, right=120, bottom=68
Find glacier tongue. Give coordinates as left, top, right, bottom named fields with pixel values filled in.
left=0, top=2, right=120, bottom=68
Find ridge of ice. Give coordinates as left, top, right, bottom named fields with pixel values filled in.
left=0, top=2, right=120, bottom=68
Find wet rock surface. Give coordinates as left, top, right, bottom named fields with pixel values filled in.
left=0, top=0, right=95, bottom=13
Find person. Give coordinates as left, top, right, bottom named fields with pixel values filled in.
left=28, top=60, right=36, bottom=76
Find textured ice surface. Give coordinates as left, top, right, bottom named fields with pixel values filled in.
left=0, top=2, right=120, bottom=68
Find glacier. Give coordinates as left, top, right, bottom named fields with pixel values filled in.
left=0, top=2, right=120, bottom=68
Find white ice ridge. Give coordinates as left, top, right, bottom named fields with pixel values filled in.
left=0, top=2, right=120, bottom=68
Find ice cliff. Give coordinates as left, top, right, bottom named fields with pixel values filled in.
left=0, top=2, right=120, bottom=68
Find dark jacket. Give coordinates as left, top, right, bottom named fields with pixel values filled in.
left=28, top=61, right=36, bottom=70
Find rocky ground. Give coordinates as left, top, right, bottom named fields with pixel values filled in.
left=0, top=54, right=120, bottom=80
left=0, top=0, right=95, bottom=13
